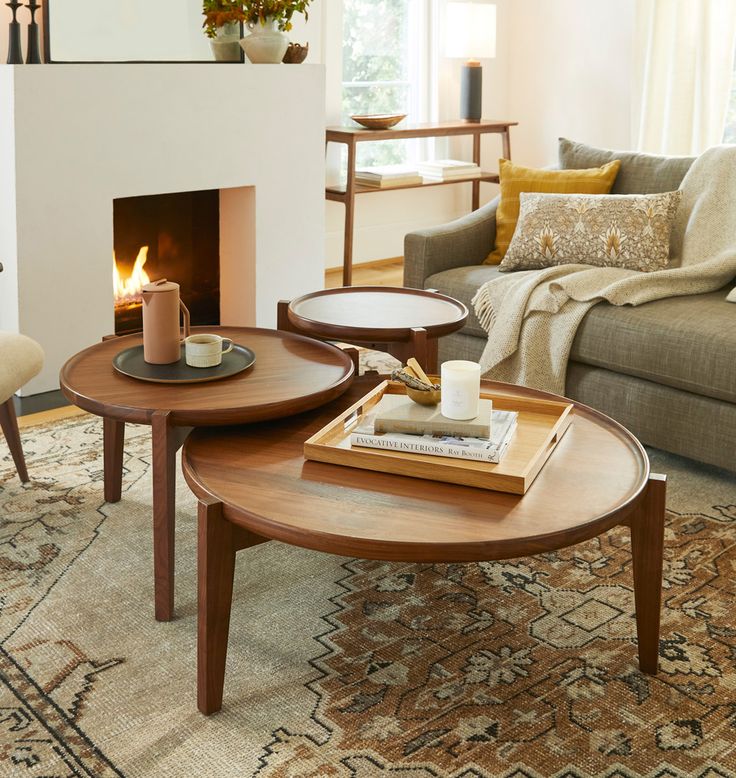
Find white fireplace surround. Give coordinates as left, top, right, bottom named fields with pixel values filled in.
left=0, top=64, right=326, bottom=395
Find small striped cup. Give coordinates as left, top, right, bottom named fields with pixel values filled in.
left=184, top=334, right=234, bottom=368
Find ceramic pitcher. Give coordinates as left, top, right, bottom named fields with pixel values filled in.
left=141, top=279, right=191, bottom=364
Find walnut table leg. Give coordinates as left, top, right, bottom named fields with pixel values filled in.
left=151, top=410, right=177, bottom=622
left=630, top=473, right=667, bottom=674
left=198, top=499, right=268, bottom=715
left=103, top=418, right=125, bottom=503
left=198, top=498, right=236, bottom=715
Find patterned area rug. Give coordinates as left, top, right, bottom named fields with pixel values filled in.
left=1, top=360, right=736, bottom=777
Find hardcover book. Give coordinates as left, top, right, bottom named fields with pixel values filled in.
left=352, top=409, right=518, bottom=464
left=373, top=394, right=493, bottom=438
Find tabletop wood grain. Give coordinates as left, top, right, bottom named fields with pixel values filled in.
left=59, top=327, right=355, bottom=427
left=183, top=376, right=650, bottom=563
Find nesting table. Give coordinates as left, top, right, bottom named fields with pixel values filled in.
left=279, top=286, right=468, bottom=373
left=182, top=375, right=666, bottom=715
left=59, top=327, right=355, bottom=622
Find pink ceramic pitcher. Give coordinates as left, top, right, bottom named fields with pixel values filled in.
left=141, top=279, right=191, bottom=364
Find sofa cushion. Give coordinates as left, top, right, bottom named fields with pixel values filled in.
left=426, top=265, right=505, bottom=338
left=559, top=138, right=695, bottom=195
left=571, top=288, right=736, bottom=404
left=426, top=266, right=736, bottom=404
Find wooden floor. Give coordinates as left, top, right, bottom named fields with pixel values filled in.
left=325, top=257, right=404, bottom=289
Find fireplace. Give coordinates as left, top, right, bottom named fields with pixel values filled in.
left=113, top=190, right=221, bottom=335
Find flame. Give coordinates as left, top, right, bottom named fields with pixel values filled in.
left=113, top=246, right=151, bottom=305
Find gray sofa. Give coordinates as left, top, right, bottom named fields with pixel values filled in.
left=404, top=142, right=736, bottom=472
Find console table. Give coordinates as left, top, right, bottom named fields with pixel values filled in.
left=326, top=120, right=517, bottom=286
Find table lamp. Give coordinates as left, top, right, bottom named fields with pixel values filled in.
left=445, top=2, right=497, bottom=122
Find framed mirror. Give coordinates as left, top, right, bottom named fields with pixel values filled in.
left=43, top=0, right=244, bottom=63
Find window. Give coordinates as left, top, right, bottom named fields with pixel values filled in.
left=724, top=43, right=736, bottom=143
left=342, top=0, right=432, bottom=167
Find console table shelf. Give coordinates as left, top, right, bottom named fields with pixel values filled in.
left=325, top=172, right=500, bottom=200
left=326, top=119, right=517, bottom=286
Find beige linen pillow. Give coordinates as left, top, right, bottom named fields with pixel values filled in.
left=499, top=190, right=682, bottom=273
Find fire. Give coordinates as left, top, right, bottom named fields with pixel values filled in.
left=113, top=246, right=151, bottom=306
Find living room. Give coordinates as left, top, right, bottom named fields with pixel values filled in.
left=1, top=0, right=735, bottom=775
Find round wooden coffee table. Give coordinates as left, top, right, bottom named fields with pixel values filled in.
left=278, top=286, right=468, bottom=372
left=182, top=375, right=666, bottom=715
left=60, top=327, right=355, bottom=622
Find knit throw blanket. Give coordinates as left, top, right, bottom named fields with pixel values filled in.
left=471, top=145, right=736, bottom=395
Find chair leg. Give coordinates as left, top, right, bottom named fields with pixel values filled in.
left=0, top=397, right=29, bottom=483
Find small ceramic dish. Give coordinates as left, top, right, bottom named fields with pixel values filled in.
left=350, top=113, right=407, bottom=130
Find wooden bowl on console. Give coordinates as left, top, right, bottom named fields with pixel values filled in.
left=351, top=113, right=407, bottom=130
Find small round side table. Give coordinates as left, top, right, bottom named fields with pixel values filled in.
left=278, top=286, right=468, bottom=373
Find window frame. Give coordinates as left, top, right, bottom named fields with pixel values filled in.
left=340, top=0, right=438, bottom=167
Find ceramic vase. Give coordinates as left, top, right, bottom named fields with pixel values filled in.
left=209, top=21, right=241, bottom=63
left=240, top=17, right=288, bottom=64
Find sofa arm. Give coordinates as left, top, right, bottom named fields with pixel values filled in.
left=403, top=196, right=499, bottom=289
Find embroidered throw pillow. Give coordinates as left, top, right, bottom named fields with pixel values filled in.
left=499, top=191, right=682, bottom=273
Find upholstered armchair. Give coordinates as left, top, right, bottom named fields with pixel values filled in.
left=0, top=263, right=44, bottom=482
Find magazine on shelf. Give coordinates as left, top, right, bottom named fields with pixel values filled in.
left=351, top=409, right=518, bottom=463
left=355, top=163, right=421, bottom=180
left=356, top=175, right=424, bottom=188
left=418, top=159, right=481, bottom=177
left=422, top=170, right=483, bottom=181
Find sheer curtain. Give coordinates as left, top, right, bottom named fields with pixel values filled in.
left=634, top=0, right=736, bottom=155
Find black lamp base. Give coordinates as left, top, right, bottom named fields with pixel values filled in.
left=460, top=64, right=483, bottom=123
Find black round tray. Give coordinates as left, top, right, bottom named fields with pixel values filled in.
left=112, top=344, right=256, bottom=384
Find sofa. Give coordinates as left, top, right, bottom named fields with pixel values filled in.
left=404, top=142, right=736, bottom=472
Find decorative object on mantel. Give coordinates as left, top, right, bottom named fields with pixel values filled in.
left=240, top=17, right=288, bottom=63
left=5, top=0, right=23, bottom=64
left=445, top=1, right=497, bottom=122
left=25, top=0, right=42, bottom=63
left=350, top=113, right=406, bottom=130
left=282, top=41, right=308, bottom=63
left=140, top=279, right=191, bottom=365
left=239, top=0, right=312, bottom=64
left=210, top=21, right=243, bottom=61
left=202, top=0, right=245, bottom=62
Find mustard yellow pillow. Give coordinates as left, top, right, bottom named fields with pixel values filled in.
left=485, top=158, right=621, bottom=264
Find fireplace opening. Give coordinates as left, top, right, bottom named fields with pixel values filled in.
left=113, top=190, right=221, bottom=335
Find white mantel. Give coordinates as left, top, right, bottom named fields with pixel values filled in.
left=0, top=64, right=326, bottom=395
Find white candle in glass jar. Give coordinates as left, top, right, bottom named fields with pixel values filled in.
left=441, top=360, right=481, bottom=420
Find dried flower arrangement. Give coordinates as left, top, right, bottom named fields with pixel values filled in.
left=202, top=0, right=246, bottom=39
left=203, top=0, right=312, bottom=37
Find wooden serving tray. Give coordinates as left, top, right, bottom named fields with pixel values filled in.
left=304, top=381, right=574, bottom=495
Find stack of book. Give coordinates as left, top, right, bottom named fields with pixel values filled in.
left=354, top=164, right=423, bottom=188
left=417, top=159, right=482, bottom=181
left=351, top=395, right=517, bottom=464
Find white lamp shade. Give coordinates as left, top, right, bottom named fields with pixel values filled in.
left=445, top=2, right=497, bottom=60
